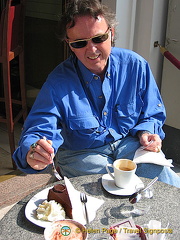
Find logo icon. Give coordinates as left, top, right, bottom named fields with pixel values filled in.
left=61, top=226, right=71, bottom=236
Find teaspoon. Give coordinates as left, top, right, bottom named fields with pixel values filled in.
left=129, top=177, right=158, bottom=204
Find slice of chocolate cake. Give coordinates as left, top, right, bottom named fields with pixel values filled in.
left=47, top=184, right=72, bottom=219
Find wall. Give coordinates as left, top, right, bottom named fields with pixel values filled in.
left=114, top=0, right=136, bottom=50
left=102, top=0, right=116, bottom=12
left=133, top=0, right=169, bottom=88
left=25, top=0, right=61, bottom=21
left=161, top=0, right=180, bottom=129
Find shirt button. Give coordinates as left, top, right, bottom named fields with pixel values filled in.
left=98, top=95, right=103, bottom=99
left=94, top=76, right=98, bottom=80
left=86, top=81, right=89, bottom=85
left=157, top=104, right=162, bottom=107
left=103, top=111, right=108, bottom=116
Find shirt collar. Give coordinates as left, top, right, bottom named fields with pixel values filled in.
left=77, top=57, right=111, bottom=87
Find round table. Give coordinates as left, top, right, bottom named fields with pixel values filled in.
left=0, top=174, right=179, bottom=240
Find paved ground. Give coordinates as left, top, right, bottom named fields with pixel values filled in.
left=0, top=167, right=56, bottom=220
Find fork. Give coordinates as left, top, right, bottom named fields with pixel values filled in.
left=80, top=192, right=89, bottom=225
left=43, top=136, right=62, bottom=181
left=51, top=157, right=62, bottom=181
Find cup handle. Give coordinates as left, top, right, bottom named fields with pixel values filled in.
left=106, top=164, right=114, bottom=180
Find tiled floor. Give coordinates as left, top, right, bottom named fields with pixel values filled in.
left=0, top=122, right=22, bottom=175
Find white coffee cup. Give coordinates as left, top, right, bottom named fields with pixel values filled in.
left=106, top=159, right=137, bottom=188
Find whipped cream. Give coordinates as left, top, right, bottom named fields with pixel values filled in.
left=36, top=200, right=66, bottom=222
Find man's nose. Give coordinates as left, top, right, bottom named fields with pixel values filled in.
left=86, top=40, right=98, bottom=50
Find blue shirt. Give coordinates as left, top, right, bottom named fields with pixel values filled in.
left=13, top=47, right=166, bottom=173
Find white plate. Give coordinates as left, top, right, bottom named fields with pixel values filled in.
left=25, top=186, right=57, bottom=228
left=102, top=174, right=144, bottom=196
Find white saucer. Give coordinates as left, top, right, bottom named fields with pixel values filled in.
left=101, top=174, right=144, bottom=196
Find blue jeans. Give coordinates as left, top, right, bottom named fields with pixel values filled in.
left=56, top=136, right=180, bottom=188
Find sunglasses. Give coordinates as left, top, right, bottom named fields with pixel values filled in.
left=67, top=28, right=111, bottom=49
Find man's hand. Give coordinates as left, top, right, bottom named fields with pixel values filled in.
left=27, top=138, right=54, bottom=170
left=138, top=132, right=162, bottom=152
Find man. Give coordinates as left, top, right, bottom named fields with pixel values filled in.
left=13, top=0, right=180, bottom=187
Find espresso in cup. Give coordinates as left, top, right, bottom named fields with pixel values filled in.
left=106, top=159, right=137, bottom=188
left=115, top=160, right=136, bottom=172
left=119, top=167, right=133, bottom=171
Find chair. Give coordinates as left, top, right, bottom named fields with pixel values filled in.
left=0, top=0, right=27, bottom=169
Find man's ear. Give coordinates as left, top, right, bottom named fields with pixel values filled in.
left=65, top=39, right=75, bottom=53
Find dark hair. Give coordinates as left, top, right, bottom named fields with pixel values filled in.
left=57, top=0, right=117, bottom=42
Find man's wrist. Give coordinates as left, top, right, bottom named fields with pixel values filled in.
left=137, top=130, right=151, bottom=138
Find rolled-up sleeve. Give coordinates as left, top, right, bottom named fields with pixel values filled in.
left=129, top=62, right=166, bottom=139
left=13, top=81, right=64, bottom=173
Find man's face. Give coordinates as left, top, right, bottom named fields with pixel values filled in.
left=66, top=15, right=114, bottom=78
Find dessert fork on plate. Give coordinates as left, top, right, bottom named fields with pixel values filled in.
left=80, top=192, right=89, bottom=225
